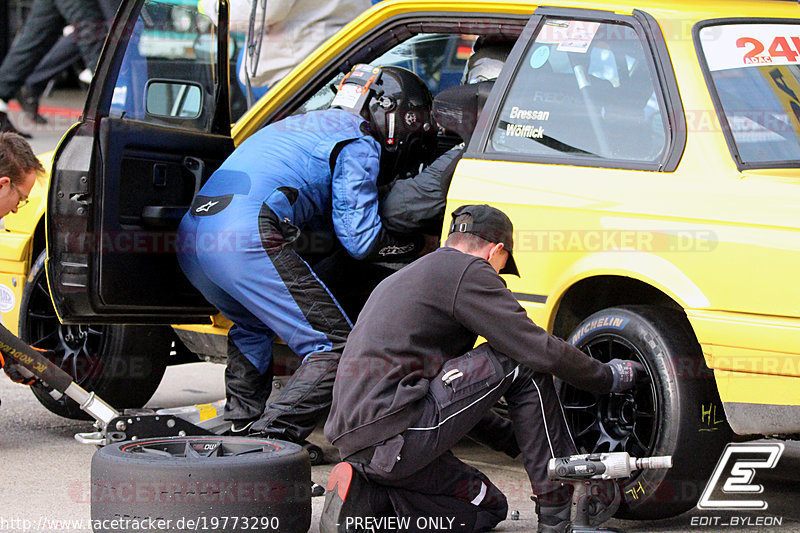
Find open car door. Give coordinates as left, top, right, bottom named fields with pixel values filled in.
left=47, top=0, right=233, bottom=324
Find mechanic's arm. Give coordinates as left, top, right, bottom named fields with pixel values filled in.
left=452, top=260, right=635, bottom=394
left=380, top=146, right=464, bottom=234
left=331, top=137, right=423, bottom=261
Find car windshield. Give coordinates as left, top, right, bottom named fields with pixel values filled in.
left=699, top=23, right=800, bottom=166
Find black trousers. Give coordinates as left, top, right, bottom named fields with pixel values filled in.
left=24, top=35, right=82, bottom=95
left=223, top=213, right=351, bottom=434
left=23, top=0, right=121, bottom=95
left=221, top=215, right=521, bottom=454
left=0, top=0, right=105, bottom=101
left=349, top=344, right=578, bottom=533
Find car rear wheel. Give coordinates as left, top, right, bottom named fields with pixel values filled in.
left=19, top=251, right=173, bottom=419
left=560, top=305, right=732, bottom=519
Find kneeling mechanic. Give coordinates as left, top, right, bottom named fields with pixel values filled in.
left=322, top=204, right=644, bottom=533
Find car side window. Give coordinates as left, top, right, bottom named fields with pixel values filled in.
left=489, top=19, right=666, bottom=162
left=293, top=33, right=477, bottom=115
left=109, top=0, right=219, bottom=131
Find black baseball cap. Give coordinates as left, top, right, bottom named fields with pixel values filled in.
left=448, top=204, right=519, bottom=276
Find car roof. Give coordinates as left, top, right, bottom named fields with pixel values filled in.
left=415, top=0, right=800, bottom=22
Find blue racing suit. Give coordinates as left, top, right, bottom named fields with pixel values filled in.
left=177, top=109, right=421, bottom=437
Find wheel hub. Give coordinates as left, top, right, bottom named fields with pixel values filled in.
left=602, top=394, right=636, bottom=437
left=560, top=334, right=658, bottom=457
left=60, top=325, right=89, bottom=351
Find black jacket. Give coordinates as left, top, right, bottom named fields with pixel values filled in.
left=379, top=146, right=463, bottom=235
left=324, top=247, right=613, bottom=458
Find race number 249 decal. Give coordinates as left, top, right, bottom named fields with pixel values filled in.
left=737, top=36, right=800, bottom=64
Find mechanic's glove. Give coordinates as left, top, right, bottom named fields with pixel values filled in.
left=607, top=358, right=645, bottom=392
left=1, top=346, right=51, bottom=386
left=0, top=351, right=32, bottom=384
left=4, top=364, right=37, bottom=385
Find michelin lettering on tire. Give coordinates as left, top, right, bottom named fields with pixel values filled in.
left=569, top=316, right=629, bottom=344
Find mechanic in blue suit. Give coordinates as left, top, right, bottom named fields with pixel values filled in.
left=177, top=64, right=436, bottom=440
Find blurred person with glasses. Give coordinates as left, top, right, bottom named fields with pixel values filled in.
left=0, top=133, right=49, bottom=396
left=0, top=132, right=45, bottom=219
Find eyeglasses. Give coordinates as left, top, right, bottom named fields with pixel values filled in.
left=10, top=181, right=29, bottom=209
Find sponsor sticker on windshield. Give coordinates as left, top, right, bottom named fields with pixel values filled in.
left=538, top=19, right=600, bottom=54
left=701, top=24, right=800, bottom=71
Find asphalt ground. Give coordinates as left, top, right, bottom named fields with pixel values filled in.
left=2, top=88, right=800, bottom=533
left=6, top=87, right=86, bottom=156
left=3, top=362, right=800, bottom=533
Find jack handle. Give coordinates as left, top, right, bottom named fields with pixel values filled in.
left=0, top=322, right=119, bottom=425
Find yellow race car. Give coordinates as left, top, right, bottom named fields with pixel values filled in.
left=4, top=0, right=800, bottom=519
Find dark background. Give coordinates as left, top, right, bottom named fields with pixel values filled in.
left=1, top=1, right=33, bottom=62
left=1, top=0, right=89, bottom=94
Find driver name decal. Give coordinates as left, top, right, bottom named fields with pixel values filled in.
left=506, top=107, right=550, bottom=138
left=506, top=124, right=544, bottom=138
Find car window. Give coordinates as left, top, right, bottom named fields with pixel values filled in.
left=109, top=0, right=220, bottom=131
left=489, top=19, right=667, bottom=162
left=698, top=23, right=800, bottom=166
left=293, top=33, right=477, bottom=115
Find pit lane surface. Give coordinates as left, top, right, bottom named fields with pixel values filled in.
left=2, top=362, right=800, bottom=533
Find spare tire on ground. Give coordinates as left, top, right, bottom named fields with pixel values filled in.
left=91, top=436, right=311, bottom=533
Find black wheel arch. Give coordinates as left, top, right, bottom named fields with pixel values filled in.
left=552, top=275, right=684, bottom=340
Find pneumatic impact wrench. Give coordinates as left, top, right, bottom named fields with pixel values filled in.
left=547, top=452, right=672, bottom=533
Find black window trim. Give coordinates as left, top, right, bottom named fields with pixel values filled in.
left=262, top=11, right=530, bottom=126
left=693, top=17, right=800, bottom=171
left=84, top=0, right=144, bottom=127
left=469, top=6, right=687, bottom=172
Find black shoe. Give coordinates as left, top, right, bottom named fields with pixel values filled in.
left=16, top=87, right=47, bottom=125
left=319, top=462, right=392, bottom=533
left=0, top=110, right=31, bottom=138
left=535, top=498, right=571, bottom=533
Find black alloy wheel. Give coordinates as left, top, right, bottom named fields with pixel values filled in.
left=560, top=305, right=733, bottom=519
left=560, top=334, right=659, bottom=460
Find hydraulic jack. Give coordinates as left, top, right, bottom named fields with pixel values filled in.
left=0, top=323, right=326, bottom=465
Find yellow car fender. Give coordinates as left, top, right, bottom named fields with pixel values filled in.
left=546, top=249, right=710, bottom=330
